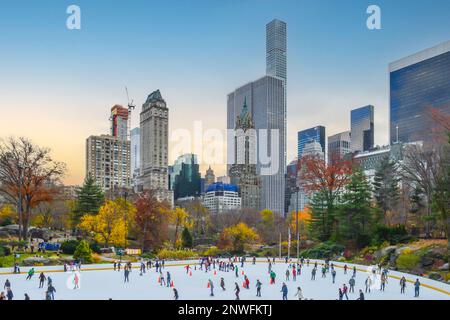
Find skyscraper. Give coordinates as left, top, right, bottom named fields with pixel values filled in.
left=204, top=166, right=215, bottom=190
left=110, top=105, right=129, bottom=141
left=266, top=19, right=287, bottom=82
left=227, top=76, right=286, bottom=214
left=138, top=90, right=173, bottom=205
left=297, top=126, right=325, bottom=159
left=173, top=154, right=201, bottom=200
left=351, top=105, right=374, bottom=152
left=328, top=131, right=351, bottom=164
left=85, top=134, right=131, bottom=191
left=389, top=41, right=450, bottom=144
left=130, top=127, right=140, bottom=187
left=229, top=98, right=261, bottom=210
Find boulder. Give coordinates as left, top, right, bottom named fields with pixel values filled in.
left=374, top=245, right=397, bottom=260
left=428, top=272, right=443, bottom=281
left=0, top=230, right=10, bottom=238
left=424, top=247, right=445, bottom=260
left=438, top=263, right=449, bottom=271
left=420, top=256, right=435, bottom=268
left=22, top=257, right=53, bottom=266
left=0, top=225, right=20, bottom=237
left=29, top=228, right=53, bottom=241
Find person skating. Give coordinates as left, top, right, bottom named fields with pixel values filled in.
left=344, top=264, right=347, bottom=274
left=47, top=276, right=52, bottom=287
left=113, top=261, right=117, bottom=271
left=269, top=270, right=276, bottom=284
left=47, top=284, right=56, bottom=300
left=45, top=290, right=52, bottom=300
left=365, top=276, right=372, bottom=293
left=357, top=289, right=365, bottom=300
left=124, top=267, right=130, bottom=283
left=234, top=282, right=240, bottom=300
left=244, top=275, right=250, bottom=289
left=208, top=279, right=214, bottom=297
left=0, top=291, right=5, bottom=300
left=252, top=256, right=256, bottom=265
left=400, top=276, right=407, bottom=294
left=117, top=261, right=121, bottom=272
left=414, top=279, right=420, bottom=297
left=235, top=266, right=239, bottom=278
left=352, top=266, right=357, bottom=277
left=159, top=271, right=166, bottom=286
left=380, top=274, right=386, bottom=291
left=331, top=269, right=336, bottom=284
left=285, top=269, right=290, bottom=281
left=64, top=263, right=67, bottom=272
left=349, top=277, right=355, bottom=293
left=338, top=288, right=343, bottom=300
left=311, top=267, right=316, bottom=280
left=38, top=272, right=46, bottom=288
left=26, top=268, right=35, bottom=280
left=281, top=282, right=288, bottom=300
left=167, top=272, right=171, bottom=287
left=173, top=288, right=179, bottom=300
left=321, top=265, right=326, bottom=278
left=6, top=288, right=13, bottom=300
left=220, top=277, right=226, bottom=291
left=4, top=279, right=11, bottom=290
left=24, top=293, right=30, bottom=300
left=294, top=287, right=303, bottom=300
left=292, top=267, right=297, bottom=281
left=256, top=279, right=262, bottom=297
left=342, top=284, right=349, bottom=300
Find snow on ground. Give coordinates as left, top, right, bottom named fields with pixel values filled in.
left=1, top=259, right=449, bottom=300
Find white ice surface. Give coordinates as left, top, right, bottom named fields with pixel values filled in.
left=1, top=259, right=449, bottom=300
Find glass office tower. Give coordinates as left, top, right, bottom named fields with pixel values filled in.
left=297, top=126, right=325, bottom=159
left=351, top=105, right=374, bottom=152
left=266, top=19, right=287, bottom=82
left=389, top=41, right=450, bottom=144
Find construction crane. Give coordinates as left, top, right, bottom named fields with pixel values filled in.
left=125, top=86, right=136, bottom=141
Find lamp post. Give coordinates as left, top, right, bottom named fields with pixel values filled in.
left=295, top=185, right=300, bottom=262
left=122, top=189, right=129, bottom=251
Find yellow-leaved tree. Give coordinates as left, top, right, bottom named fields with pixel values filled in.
left=289, top=207, right=312, bottom=240
left=218, top=222, right=259, bottom=253
left=79, top=198, right=136, bottom=248
left=170, top=207, right=190, bottom=247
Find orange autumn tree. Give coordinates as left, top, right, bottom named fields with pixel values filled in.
left=289, top=207, right=312, bottom=240
left=298, top=153, right=352, bottom=241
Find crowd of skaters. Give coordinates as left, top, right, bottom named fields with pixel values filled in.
left=1, top=255, right=424, bottom=300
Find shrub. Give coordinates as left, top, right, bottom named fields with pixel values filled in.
left=300, top=242, right=345, bottom=259
left=372, top=225, right=412, bottom=246
left=90, top=242, right=102, bottom=254
left=140, top=252, right=156, bottom=260
left=0, top=245, right=11, bottom=257
left=73, top=240, right=93, bottom=263
left=156, top=248, right=198, bottom=260
left=60, top=240, right=80, bottom=255
left=396, top=253, right=420, bottom=271
left=202, top=246, right=219, bottom=257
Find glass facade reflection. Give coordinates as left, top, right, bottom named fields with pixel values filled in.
left=390, top=41, right=450, bottom=144
left=297, top=126, right=325, bottom=159
left=351, top=105, right=374, bottom=152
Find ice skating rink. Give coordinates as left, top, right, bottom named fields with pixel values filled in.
left=1, top=259, right=449, bottom=300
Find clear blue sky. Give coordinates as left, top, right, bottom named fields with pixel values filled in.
left=0, top=0, right=449, bottom=184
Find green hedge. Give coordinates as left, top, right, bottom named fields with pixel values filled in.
left=60, top=240, right=80, bottom=254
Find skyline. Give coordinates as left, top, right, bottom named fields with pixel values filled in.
left=1, top=0, right=450, bottom=185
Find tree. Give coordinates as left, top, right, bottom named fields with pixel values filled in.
left=134, top=190, right=170, bottom=251
left=373, top=156, right=400, bottom=225
left=0, top=204, right=16, bottom=226
left=288, top=207, right=312, bottom=240
left=170, top=207, right=189, bottom=246
left=0, top=137, right=66, bottom=240
left=338, top=169, right=374, bottom=247
left=401, top=143, right=442, bottom=237
left=78, top=198, right=135, bottom=247
left=181, top=227, right=193, bottom=248
left=218, top=222, right=259, bottom=253
left=72, top=175, right=104, bottom=227
left=184, top=199, right=210, bottom=240
left=298, top=154, right=352, bottom=241
left=73, top=239, right=93, bottom=263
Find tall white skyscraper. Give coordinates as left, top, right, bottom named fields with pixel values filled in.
left=266, top=19, right=287, bottom=82
left=138, top=90, right=173, bottom=205
left=130, top=127, right=140, bottom=186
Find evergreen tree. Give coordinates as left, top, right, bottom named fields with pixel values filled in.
left=73, top=239, right=93, bottom=263
left=72, top=175, right=105, bottom=227
left=338, top=169, right=374, bottom=247
left=181, top=227, right=193, bottom=248
left=373, top=156, right=400, bottom=225
left=308, top=190, right=331, bottom=241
